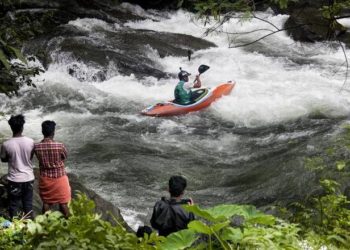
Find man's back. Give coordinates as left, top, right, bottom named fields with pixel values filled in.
left=150, top=197, right=194, bottom=236
left=1, top=136, right=34, bottom=182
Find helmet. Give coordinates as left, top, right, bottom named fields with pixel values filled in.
left=178, top=68, right=191, bottom=81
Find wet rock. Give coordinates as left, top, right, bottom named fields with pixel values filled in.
left=284, top=7, right=347, bottom=42
left=120, top=0, right=182, bottom=10
left=0, top=171, right=130, bottom=230
left=24, top=24, right=216, bottom=80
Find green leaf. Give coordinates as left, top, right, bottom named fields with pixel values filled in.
left=183, top=205, right=218, bottom=222
left=7, top=45, right=27, bottom=64
left=245, top=214, right=275, bottom=226
left=212, top=220, right=230, bottom=232
left=188, top=220, right=212, bottom=234
left=336, top=161, right=346, bottom=171
left=160, top=229, right=198, bottom=250
left=221, top=227, right=243, bottom=242
left=0, top=48, right=11, bottom=70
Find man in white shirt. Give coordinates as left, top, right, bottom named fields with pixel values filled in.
left=0, top=114, right=34, bottom=219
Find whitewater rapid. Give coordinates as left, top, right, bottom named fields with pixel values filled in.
left=1, top=4, right=350, bottom=230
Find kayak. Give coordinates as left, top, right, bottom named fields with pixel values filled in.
left=141, top=81, right=235, bottom=117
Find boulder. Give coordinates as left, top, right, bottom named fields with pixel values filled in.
left=284, top=7, right=346, bottom=42
left=0, top=170, right=131, bottom=231
left=23, top=25, right=216, bottom=80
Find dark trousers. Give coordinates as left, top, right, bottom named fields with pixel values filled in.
left=7, top=180, right=34, bottom=219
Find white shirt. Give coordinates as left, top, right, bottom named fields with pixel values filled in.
left=183, top=81, right=194, bottom=93
left=0, top=136, right=35, bottom=182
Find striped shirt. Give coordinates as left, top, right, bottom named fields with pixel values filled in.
left=34, top=138, right=67, bottom=178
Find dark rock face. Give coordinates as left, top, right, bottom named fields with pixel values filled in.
left=284, top=7, right=347, bottom=42
left=120, top=0, right=182, bottom=10
left=277, top=0, right=349, bottom=43
left=0, top=171, right=130, bottom=230
left=2, top=0, right=216, bottom=81
left=23, top=20, right=216, bottom=80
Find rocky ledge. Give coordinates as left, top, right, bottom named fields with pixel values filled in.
left=0, top=169, right=131, bottom=231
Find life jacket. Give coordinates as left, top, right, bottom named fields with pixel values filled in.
left=174, top=81, right=191, bottom=105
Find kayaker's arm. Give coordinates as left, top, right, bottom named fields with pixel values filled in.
left=193, top=75, right=201, bottom=88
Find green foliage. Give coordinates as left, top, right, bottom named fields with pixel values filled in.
left=165, top=204, right=301, bottom=249
left=1, top=191, right=350, bottom=249
left=23, top=193, right=159, bottom=249
left=304, top=156, right=326, bottom=171
left=0, top=194, right=162, bottom=249
left=0, top=4, right=48, bottom=96
left=160, top=229, right=198, bottom=250
left=195, top=0, right=252, bottom=20
left=194, top=0, right=293, bottom=21
left=0, top=217, right=26, bottom=250
left=304, top=125, right=350, bottom=176
left=321, top=1, right=350, bottom=20
left=288, top=179, right=350, bottom=249
left=0, top=37, right=43, bottom=96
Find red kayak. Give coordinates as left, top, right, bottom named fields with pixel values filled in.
left=141, top=81, right=235, bottom=117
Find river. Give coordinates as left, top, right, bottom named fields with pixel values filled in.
left=1, top=4, right=350, bottom=229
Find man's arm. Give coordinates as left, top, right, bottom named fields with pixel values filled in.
left=0, top=144, right=9, bottom=162
left=61, top=144, right=68, bottom=160
left=193, top=75, right=201, bottom=88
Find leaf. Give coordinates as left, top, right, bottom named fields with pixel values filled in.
left=183, top=205, right=218, bottom=222
left=245, top=214, right=275, bottom=226
left=7, top=45, right=27, bottom=64
left=221, top=227, right=243, bottom=243
left=160, top=229, right=198, bottom=250
left=212, top=220, right=230, bottom=232
left=0, top=48, right=11, bottom=70
left=188, top=220, right=212, bottom=234
left=336, top=161, right=346, bottom=171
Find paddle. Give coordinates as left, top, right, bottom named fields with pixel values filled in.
left=198, top=64, right=210, bottom=75
left=194, top=65, right=209, bottom=87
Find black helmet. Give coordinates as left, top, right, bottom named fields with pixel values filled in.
left=178, top=67, right=191, bottom=81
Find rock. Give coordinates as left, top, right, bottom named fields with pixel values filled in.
left=120, top=0, right=182, bottom=10
left=0, top=171, right=131, bottom=231
left=284, top=7, right=347, bottom=42
left=23, top=24, right=216, bottom=80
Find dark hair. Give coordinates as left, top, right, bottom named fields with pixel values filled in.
left=169, top=176, right=187, bottom=197
left=42, top=120, right=56, bottom=137
left=8, top=115, right=25, bottom=134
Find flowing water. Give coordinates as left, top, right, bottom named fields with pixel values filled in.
left=1, top=5, right=350, bottom=229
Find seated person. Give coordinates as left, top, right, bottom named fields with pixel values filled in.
left=150, top=176, right=194, bottom=236
left=174, top=68, right=201, bottom=105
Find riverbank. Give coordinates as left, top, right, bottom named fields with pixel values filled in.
left=0, top=168, right=131, bottom=231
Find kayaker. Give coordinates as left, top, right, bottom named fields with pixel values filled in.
left=174, top=68, right=202, bottom=105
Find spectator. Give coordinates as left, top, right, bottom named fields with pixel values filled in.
left=0, top=114, right=34, bottom=219
left=34, top=120, right=71, bottom=218
left=150, top=175, right=194, bottom=236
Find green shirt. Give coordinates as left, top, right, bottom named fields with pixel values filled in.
left=174, top=81, right=191, bottom=105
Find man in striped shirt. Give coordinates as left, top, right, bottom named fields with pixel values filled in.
left=34, top=120, right=71, bottom=218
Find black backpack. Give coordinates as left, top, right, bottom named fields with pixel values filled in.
left=151, top=197, right=190, bottom=236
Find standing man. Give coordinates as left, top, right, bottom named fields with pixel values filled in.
left=0, top=115, right=35, bottom=219
left=150, top=175, right=195, bottom=236
left=34, top=120, right=71, bottom=218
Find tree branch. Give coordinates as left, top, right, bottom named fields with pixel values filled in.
left=252, top=13, right=280, bottom=30
left=226, top=24, right=308, bottom=48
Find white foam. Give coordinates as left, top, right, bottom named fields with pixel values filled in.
left=68, top=18, right=120, bottom=32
